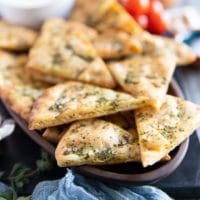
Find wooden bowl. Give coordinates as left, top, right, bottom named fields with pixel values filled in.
left=1, top=79, right=189, bottom=185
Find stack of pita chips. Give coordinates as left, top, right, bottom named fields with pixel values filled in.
left=0, top=0, right=199, bottom=168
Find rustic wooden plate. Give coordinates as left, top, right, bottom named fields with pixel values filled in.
left=2, top=79, right=189, bottom=185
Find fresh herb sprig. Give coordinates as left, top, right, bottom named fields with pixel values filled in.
left=0, top=149, right=55, bottom=199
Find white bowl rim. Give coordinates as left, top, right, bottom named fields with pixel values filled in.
left=0, top=0, right=72, bottom=9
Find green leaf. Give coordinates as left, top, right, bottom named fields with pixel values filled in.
left=0, top=189, right=16, bottom=200
left=17, top=196, right=31, bottom=200
left=36, top=150, right=54, bottom=172
left=36, top=160, right=53, bottom=172
left=15, top=181, right=24, bottom=189
left=4, top=151, right=54, bottom=193
left=10, top=164, right=23, bottom=176
left=10, top=164, right=31, bottom=177
left=8, top=163, right=32, bottom=191
left=0, top=171, right=5, bottom=179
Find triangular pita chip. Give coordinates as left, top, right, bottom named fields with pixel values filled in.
left=28, top=68, right=66, bottom=85
left=87, top=0, right=142, bottom=34
left=43, top=126, right=67, bottom=144
left=135, top=95, right=200, bottom=167
left=69, top=0, right=100, bottom=23
left=27, top=18, right=115, bottom=88
left=93, top=31, right=141, bottom=59
left=42, top=112, right=139, bottom=145
left=44, top=112, right=169, bottom=163
left=0, top=50, right=28, bottom=87
left=55, top=119, right=140, bottom=167
left=1, top=85, right=46, bottom=121
left=0, top=20, right=37, bottom=51
left=140, top=32, right=196, bottom=66
left=29, top=81, right=148, bottom=130
left=108, top=54, right=176, bottom=109
left=0, top=51, right=48, bottom=121
left=104, top=112, right=171, bottom=162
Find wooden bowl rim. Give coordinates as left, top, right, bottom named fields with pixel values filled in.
left=1, top=79, right=189, bottom=185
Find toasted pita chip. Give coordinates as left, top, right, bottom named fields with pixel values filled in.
left=43, top=126, right=67, bottom=144
left=140, top=32, right=196, bottom=66
left=75, top=0, right=142, bottom=57
left=108, top=54, right=176, bottom=109
left=69, top=0, right=100, bottom=23
left=38, top=19, right=98, bottom=41
left=27, top=18, right=115, bottom=88
left=135, top=95, right=200, bottom=167
left=66, top=21, right=98, bottom=40
left=42, top=113, right=137, bottom=144
left=43, top=112, right=138, bottom=145
left=104, top=112, right=170, bottom=162
left=0, top=50, right=28, bottom=87
left=55, top=119, right=141, bottom=167
left=43, top=112, right=170, bottom=163
left=27, top=68, right=66, bottom=85
left=87, top=0, right=142, bottom=34
left=161, top=154, right=171, bottom=162
left=1, top=85, right=46, bottom=121
left=29, top=81, right=148, bottom=130
left=103, top=112, right=134, bottom=130
left=0, top=21, right=37, bottom=51
left=0, top=51, right=48, bottom=121
left=93, top=31, right=141, bottom=59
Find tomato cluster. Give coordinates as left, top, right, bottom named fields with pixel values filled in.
left=121, top=0, right=168, bottom=34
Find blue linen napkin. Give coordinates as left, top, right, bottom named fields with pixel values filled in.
left=31, top=169, right=172, bottom=200
left=0, top=169, right=173, bottom=199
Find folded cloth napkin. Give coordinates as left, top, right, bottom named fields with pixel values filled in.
left=32, top=169, right=172, bottom=200
left=0, top=169, right=173, bottom=199
left=0, top=119, right=15, bottom=141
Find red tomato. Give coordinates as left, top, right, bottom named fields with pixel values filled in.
left=147, top=0, right=168, bottom=34
left=124, top=0, right=150, bottom=15
left=134, top=14, right=149, bottom=29
left=149, top=0, right=164, bottom=14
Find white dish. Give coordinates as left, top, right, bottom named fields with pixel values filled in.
left=0, top=0, right=75, bottom=29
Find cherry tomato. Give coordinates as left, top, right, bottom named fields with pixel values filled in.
left=149, top=0, right=164, bottom=14
left=148, top=0, right=167, bottom=34
left=124, top=0, right=150, bottom=15
left=147, top=0, right=168, bottom=34
left=134, top=14, right=149, bottom=29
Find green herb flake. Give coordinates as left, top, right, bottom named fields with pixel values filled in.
left=21, top=87, right=42, bottom=101
left=52, top=53, right=63, bottom=65
left=79, top=55, right=95, bottom=62
left=66, top=43, right=95, bottom=63
left=84, top=153, right=90, bottom=160
left=49, top=90, right=69, bottom=114
left=124, top=75, right=139, bottom=84
left=97, top=147, right=116, bottom=160
left=109, top=101, right=119, bottom=109
left=96, top=97, right=108, bottom=105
